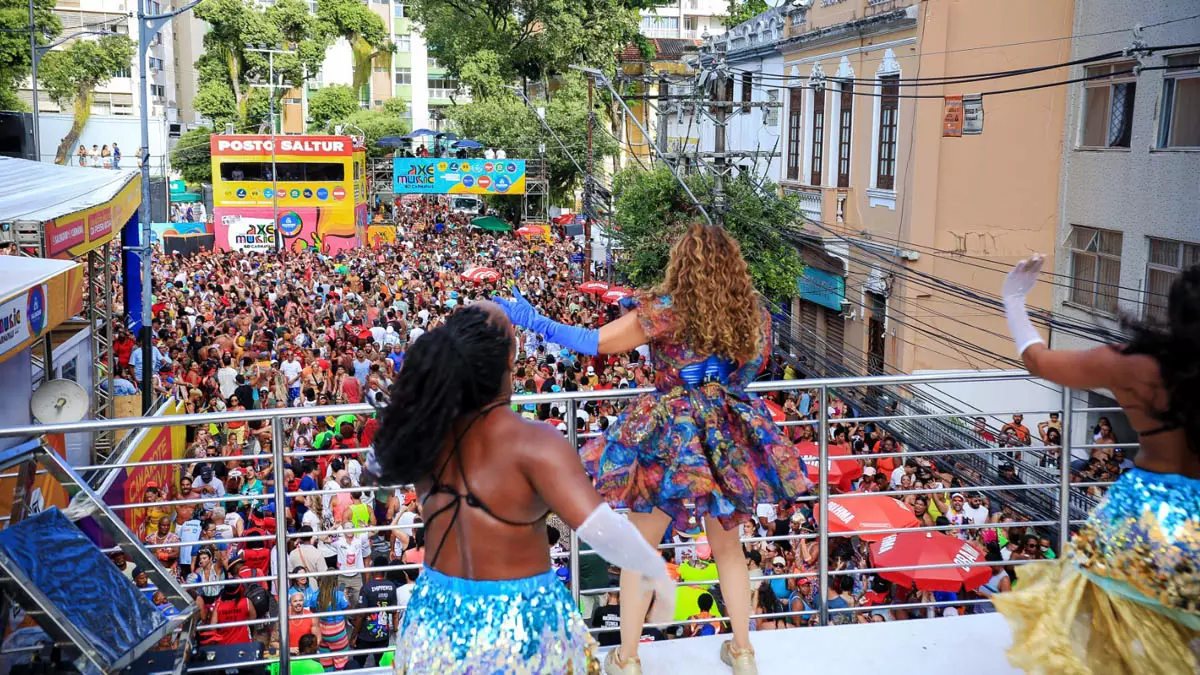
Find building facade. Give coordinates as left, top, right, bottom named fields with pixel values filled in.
left=640, top=0, right=727, bottom=40
left=1051, top=1, right=1200, bottom=351
left=773, top=0, right=1073, bottom=374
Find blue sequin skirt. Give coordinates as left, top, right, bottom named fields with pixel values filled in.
left=393, top=567, right=599, bottom=674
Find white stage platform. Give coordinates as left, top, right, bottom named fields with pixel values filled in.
left=359, top=613, right=1020, bottom=674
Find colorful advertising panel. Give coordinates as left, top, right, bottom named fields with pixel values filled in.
left=393, top=158, right=527, bottom=195
left=210, top=134, right=366, bottom=252
left=101, top=400, right=187, bottom=535
left=365, top=225, right=398, bottom=248
left=0, top=262, right=84, bottom=365
left=213, top=205, right=367, bottom=254
left=43, top=175, right=140, bottom=259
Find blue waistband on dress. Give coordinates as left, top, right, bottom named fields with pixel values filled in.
left=419, top=566, right=559, bottom=595
left=679, top=355, right=736, bottom=387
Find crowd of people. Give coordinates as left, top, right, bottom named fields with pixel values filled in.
left=99, top=201, right=1132, bottom=668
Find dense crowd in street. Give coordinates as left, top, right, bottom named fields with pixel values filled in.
left=96, top=200, right=1132, bottom=668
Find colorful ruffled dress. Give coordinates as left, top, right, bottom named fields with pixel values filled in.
left=581, top=293, right=808, bottom=531
left=993, top=467, right=1200, bottom=674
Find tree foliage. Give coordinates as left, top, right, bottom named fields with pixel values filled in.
left=0, top=0, right=61, bottom=111
left=444, top=75, right=616, bottom=201
left=38, top=34, right=135, bottom=163
left=307, top=84, right=360, bottom=131
left=332, top=109, right=410, bottom=159
left=723, top=0, right=770, bottom=27
left=610, top=165, right=804, bottom=301
left=315, top=0, right=390, bottom=90
left=407, top=0, right=645, bottom=98
left=171, top=127, right=214, bottom=184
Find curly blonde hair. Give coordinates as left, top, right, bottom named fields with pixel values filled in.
left=653, top=222, right=763, bottom=362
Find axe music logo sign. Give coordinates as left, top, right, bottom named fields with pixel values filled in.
left=397, top=162, right=436, bottom=188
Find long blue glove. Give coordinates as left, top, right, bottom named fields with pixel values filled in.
left=494, top=288, right=600, bottom=356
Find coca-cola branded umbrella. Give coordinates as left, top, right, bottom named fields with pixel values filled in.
left=601, top=287, right=634, bottom=304
left=795, top=441, right=863, bottom=491
left=868, top=531, right=992, bottom=592
left=578, top=281, right=610, bottom=295
left=461, top=267, right=500, bottom=283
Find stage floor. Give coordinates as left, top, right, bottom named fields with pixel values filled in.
left=360, top=613, right=1020, bottom=674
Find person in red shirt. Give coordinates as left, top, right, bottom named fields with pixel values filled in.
left=206, top=585, right=256, bottom=645
left=113, top=330, right=135, bottom=369
left=340, top=368, right=362, bottom=404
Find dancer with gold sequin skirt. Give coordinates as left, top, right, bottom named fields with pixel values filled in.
left=993, top=256, right=1200, bottom=674
left=370, top=303, right=675, bottom=674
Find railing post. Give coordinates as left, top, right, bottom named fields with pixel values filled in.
left=1058, top=386, right=1072, bottom=553
left=271, top=416, right=290, bottom=673
left=817, top=385, right=829, bottom=627
left=566, top=398, right=581, bottom=604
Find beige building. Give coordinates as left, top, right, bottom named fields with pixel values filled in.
left=777, top=0, right=1072, bottom=373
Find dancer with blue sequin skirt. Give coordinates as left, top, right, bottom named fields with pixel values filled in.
left=993, top=257, right=1200, bottom=675
left=370, top=303, right=676, bottom=674
left=499, top=223, right=810, bottom=675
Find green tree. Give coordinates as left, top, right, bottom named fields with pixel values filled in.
left=315, top=0, right=390, bottom=96
left=445, top=75, right=615, bottom=201
left=38, top=34, right=135, bottom=164
left=194, top=0, right=328, bottom=127
left=407, top=0, right=646, bottom=97
left=170, top=127, right=214, bottom=184
left=723, top=0, right=769, bottom=27
left=330, top=109, right=410, bottom=158
left=0, top=0, right=61, bottom=111
left=307, top=84, right=360, bottom=131
left=610, top=165, right=804, bottom=301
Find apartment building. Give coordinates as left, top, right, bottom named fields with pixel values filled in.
left=1051, top=0, right=1199, bottom=349
left=280, top=0, right=464, bottom=134
left=640, top=0, right=727, bottom=40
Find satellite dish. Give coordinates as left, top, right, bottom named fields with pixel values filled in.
left=30, top=379, right=89, bottom=425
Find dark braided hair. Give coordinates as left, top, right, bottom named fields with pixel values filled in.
left=372, top=306, right=512, bottom=484
left=1122, top=264, right=1200, bottom=457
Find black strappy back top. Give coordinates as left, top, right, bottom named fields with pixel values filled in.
left=420, top=401, right=551, bottom=569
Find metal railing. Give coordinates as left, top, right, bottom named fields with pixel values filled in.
left=0, top=371, right=1121, bottom=671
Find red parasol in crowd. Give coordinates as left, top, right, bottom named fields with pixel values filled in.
left=601, top=287, right=634, bottom=304
left=553, top=213, right=575, bottom=225
left=763, top=399, right=786, bottom=424
left=516, top=225, right=543, bottom=237
left=578, top=281, right=610, bottom=295
left=868, top=531, right=992, bottom=592
left=461, top=267, right=500, bottom=283
left=814, top=495, right=919, bottom=541
left=795, top=440, right=864, bottom=490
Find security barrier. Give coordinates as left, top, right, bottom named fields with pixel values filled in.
left=0, top=371, right=1120, bottom=671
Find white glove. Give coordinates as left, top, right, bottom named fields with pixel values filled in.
left=1002, top=255, right=1046, bottom=358
left=577, top=504, right=676, bottom=625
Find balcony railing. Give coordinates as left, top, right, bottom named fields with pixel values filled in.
left=0, top=370, right=1116, bottom=672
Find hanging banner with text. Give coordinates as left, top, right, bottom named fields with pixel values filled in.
left=393, top=158, right=527, bottom=195
left=963, top=94, right=984, bottom=134
left=943, top=95, right=963, bottom=137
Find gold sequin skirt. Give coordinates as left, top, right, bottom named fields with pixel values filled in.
left=993, top=468, right=1200, bottom=674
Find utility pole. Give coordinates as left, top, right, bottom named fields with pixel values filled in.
left=248, top=45, right=288, bottom=255
left=655, top=73, right=669, bottom=157
left=28, top=0, right=39, bottom=161
left=712, top=69, right=727, bottom=223
left=137, top=0, right=204, bottom=412
left=584, top=76, right=595, bottom=281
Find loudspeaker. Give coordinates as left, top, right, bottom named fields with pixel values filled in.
left=187, top=641, right=265, bottom=674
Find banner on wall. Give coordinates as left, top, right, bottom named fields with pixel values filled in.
left=393, top=158, right=527, bottom=195
left=225, top=217, right=277, bottom=253
left=100, top=400, right=187, bottom=535
left=44, top=175, right=140, bottom=259
left=365, top=225, right=397, bottom=248
left=214, top=206, right=363, bottom=254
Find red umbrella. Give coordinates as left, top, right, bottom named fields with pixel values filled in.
left=578, top=281, right=610, bottom=295
left=795, top=441, right=863, bottom=490
left=868, top=531, right=992, bottom=592
left=462, top=267, right=500, bottom=282
left=763, top=399, right=786, bottom=424
left=553, top=213, right=575, bottom=225
left=602, top=287, right=634, bottom=304
left=814, top=495, right=919, bottom=541
left=516, top=225, right=542, bottom=236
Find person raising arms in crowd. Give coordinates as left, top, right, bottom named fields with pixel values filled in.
left=499, top=222, right=810, bottom=675
left=370, top=303, right=672, bottom=673
left=993, top=257, right=1199, bottom=674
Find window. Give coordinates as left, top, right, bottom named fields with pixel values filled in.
left=373, top=66, right=387, bottom=73
left=766, top=89, right=779, bottom=127
left=1068, top=226, right=1123, bottom=314
left=639, top=16, right=679, bottom=36
left=837, top=82, right=852, bottom=187
left=151, top=84, right=165, bottom=99
left=374, top=100, right=383, bottom=107
left=875, top=74, right=898, bottom=190
left=1145, top=238, right=1200, bottom=321
left=395, top=68, right=411, bottom=85
left=684, top=16, right=697, bottom=33
left=786, top=87, right=802, bottom=181
left=428, top=76, right=458, bottom=98
left=393, top=3, right=407, bottom=17
left=741, top=72, right=752, bottom=113
left=1081, top=62, right=1136, bottom=148
left=1158, top=53, right=1200, bottom=148
left=427, top=57, right=439, bottom=68
left=219, top=161, right=345, bottom=183
left=114, top=66, right=131, bottom=78
left=394, top=33, right=411, bottom=51
left=810, top=88, right=825, bottom=185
